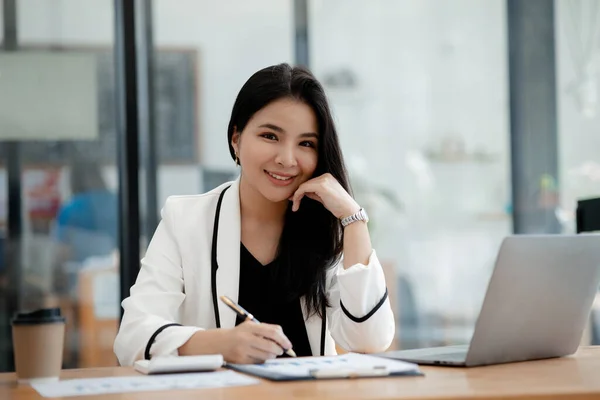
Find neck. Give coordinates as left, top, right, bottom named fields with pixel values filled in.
left=239, top=176, right=288, bottom=223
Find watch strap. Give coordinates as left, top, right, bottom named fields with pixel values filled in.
left=341, top=208, right=368, bottom=227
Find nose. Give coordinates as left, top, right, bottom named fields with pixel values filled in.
left=275, top=145, right=297, bottom=168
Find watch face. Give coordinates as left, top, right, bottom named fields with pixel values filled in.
left=362, top=209, right=369, bottom=222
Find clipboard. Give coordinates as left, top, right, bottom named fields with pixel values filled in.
left=225, top=353, right=424, bottom=382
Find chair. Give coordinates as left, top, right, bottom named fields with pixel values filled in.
left=576, top=197, right=600, bottom=345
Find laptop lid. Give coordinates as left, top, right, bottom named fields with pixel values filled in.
left=464, top=234, right=600, bottom=366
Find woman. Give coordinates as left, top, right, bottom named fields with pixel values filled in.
left=114, top=64, right=395, bottom=365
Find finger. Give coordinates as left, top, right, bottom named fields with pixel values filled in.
left=292, top=182, right=319, bottom=212
left=247, top=355, right=267, bottom=364
left=262, top=324, right=293, bottom=350
left=305, top=192, right=322, bottom=203
left=250, top=336, right=284, bottom=357
left=292, top=194, right=304, bottom=212
left=291, top=188, right=305, bottom=212
left=237, top=351, right=271, bottom=364
left=250, top=323, right=293, bottom=350
left=247, top=340, right=280, bottom=361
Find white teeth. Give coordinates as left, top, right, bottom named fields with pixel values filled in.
left=267, top=171, right=292, bottom=181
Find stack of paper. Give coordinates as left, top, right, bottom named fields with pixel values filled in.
left=32, top=371, right=258, bottom=398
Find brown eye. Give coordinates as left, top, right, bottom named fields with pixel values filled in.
left=260, top=133, right=277, bottom=141
left=300, top=141, right=316, bottom=148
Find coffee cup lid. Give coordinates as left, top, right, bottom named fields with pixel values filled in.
left=11, top=308, right=65, bottom=325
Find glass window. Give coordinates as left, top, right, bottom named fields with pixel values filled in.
left=0, top=0, right=120, bottom=371
left=310, top=0, right=511, bottom=349
left=555, top=0, right=600, bottom=345
left=556, top=0, right=600, bottom=231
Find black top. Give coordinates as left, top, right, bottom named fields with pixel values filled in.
left=236, top=243, right=313, bottom=357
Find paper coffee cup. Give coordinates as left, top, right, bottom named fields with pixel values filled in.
left=11, top=308, right=65, bottom=384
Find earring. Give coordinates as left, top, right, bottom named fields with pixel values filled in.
left=235, top=153, right=240, bottom=165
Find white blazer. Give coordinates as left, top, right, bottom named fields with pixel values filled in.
left=114, top=178, right=395, bottom=366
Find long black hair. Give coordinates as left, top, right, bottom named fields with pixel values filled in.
left=227, top=63, right=351, bottom=318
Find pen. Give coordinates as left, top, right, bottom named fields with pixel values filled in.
left=219, top=295, right=297, bottom=357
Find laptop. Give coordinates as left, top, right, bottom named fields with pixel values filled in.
left=377, top=234, right=600, bottom=367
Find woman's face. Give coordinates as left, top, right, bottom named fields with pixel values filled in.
left=232, top=98, right=319, bottom=204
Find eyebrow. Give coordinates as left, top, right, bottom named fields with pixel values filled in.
left=258, top=123, right=319, bottom=139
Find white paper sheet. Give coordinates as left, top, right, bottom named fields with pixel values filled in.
left=31, top=370, right=258, bottom=398
left=234, top=353, right=420, bottom=378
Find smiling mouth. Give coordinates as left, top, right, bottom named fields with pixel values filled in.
left=265, top=170, right=295, bottom=181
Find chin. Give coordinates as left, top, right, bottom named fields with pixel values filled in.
left=261, top=188, right=294, bottom=204
left=254, top=181, right=294, bottom=203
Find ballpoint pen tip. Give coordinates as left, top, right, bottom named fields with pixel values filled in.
left=287, top=348, right=297, bottom=357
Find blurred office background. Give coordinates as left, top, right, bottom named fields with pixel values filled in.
left=0, top=0, right=599, bottom=370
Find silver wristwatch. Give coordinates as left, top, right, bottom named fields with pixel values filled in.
left=340, top=207, right=369, bottom=227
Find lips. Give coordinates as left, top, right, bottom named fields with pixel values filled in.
left=265, top=170, right=296, bottom=186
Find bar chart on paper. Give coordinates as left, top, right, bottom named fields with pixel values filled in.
left=226, top=353, right=422, bottom=381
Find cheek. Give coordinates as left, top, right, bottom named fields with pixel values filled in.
left=243, top=142, right=270, bottom=167
left=298, top=152, right=318, bottom=177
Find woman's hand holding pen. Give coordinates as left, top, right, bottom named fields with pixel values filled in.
left=220, top=321, right=293, bottom=364
left=180, top=322, right=293, bottom=364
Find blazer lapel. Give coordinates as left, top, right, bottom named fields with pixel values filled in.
left=302, top=297, right=326, bottom=356
left=216, top=177, right=241, bottom=328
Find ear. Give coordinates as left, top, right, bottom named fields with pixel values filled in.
left=231, top=126, right=240, bottom=154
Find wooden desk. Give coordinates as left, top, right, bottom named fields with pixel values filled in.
left=2, top=347, right=600, bottom=400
